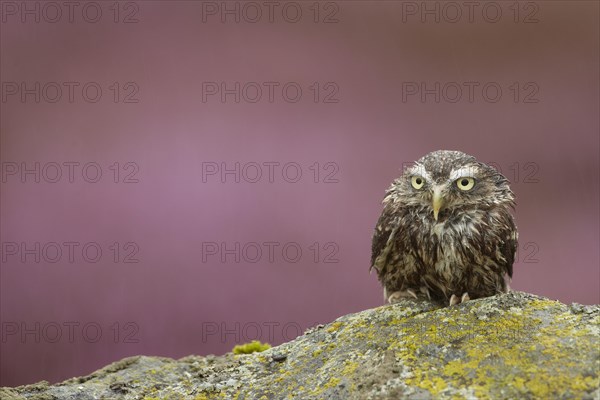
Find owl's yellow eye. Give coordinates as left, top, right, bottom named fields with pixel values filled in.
left=456, top=177, right=475, bottom=191
left=411, top=176, right=425, bottom=189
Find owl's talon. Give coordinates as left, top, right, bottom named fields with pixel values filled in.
left=449, top=292, right=470, bottom=306
left=388, top=289, right=419, bottom=303
left=449, top=294, right=460, bottom=306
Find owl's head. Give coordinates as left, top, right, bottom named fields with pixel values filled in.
left=385, top=150, right=515, bottom=221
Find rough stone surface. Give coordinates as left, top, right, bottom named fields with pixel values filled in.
left=2, top=292, right=599, bottom=399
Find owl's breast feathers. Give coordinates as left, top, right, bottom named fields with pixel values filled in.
left=371, top=203, right=517, bottom=301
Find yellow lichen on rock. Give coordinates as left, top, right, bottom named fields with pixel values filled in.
left=326, top=321, right=344, bottom=333
left=232, top=340, right=271, bottom=354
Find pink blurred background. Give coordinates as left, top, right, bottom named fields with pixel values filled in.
left=1, top=0, right=598, bottom=387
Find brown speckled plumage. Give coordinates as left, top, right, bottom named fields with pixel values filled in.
left=370, top=150, right=518, bottom=306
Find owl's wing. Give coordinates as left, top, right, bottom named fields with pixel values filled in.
left=370, top=205, right=402, bottom=275
left=496, top=209, right=518, bottom=278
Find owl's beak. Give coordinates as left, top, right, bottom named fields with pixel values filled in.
left=432, top=187, right=444, bottom=221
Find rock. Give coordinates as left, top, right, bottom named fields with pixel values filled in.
left=2, top=292, right=599, bottom=399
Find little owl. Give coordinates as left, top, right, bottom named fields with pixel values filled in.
left=370, top=150, right=518, bottom=306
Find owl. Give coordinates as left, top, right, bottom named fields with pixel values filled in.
left=370, top=150, right=518, bottom=306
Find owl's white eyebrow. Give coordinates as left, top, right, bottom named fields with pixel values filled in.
left=409, top=165, right=432, bottom=181
left=449, top=166, right=477, bottom=181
